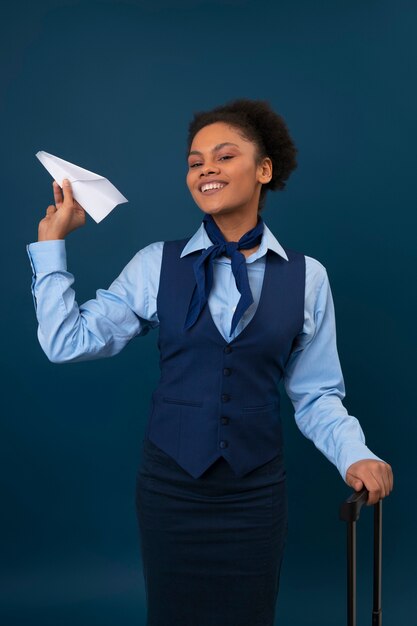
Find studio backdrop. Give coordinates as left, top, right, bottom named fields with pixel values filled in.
left=0, top=1, right=415, bottom=625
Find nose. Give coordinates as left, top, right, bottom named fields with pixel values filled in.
left=200, top=162, right=220, bottom=177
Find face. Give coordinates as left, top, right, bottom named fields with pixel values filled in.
left=186, top=122, right=271, bottom=219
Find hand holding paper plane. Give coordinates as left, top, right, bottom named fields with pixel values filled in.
left=36, top=151, right=128, bottom=223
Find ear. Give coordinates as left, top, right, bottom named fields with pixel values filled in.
left=258, top=157, right=272, bottom=183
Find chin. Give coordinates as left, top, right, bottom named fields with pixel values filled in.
left=201, top=204, right=234, bottom=215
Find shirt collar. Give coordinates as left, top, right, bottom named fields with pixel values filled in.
left=179, top=220, right=289, bottom=262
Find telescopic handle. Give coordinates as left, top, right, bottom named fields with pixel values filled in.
left=339, top=488, right=383, bottom=626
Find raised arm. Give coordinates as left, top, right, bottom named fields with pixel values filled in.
left=283, top=257, right=393, bottom=504
left=27, top=179, right=162, bottom=363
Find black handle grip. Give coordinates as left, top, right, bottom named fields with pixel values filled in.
left=339, top=486, right=369, bottom=522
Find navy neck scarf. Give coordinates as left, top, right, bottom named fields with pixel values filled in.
left=184, top=213, right=265, bottom=337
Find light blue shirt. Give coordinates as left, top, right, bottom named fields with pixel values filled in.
left=26, top=221, right=384, bottom=481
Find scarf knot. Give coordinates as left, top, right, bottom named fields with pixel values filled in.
left=184, top=213, right=264, bottom=337
left=223, top=241, right=239, bottom=257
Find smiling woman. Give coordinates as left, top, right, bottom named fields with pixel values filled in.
left=26, top=97, right=393, bottom=626
left=186, top=122, right=269, bottom=226
left=186, top=98, right=298, bottom=215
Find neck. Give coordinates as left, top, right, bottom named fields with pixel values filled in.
left=209, top=212, right=260, bottom=242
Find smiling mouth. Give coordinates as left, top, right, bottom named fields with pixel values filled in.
left=200, top=184, right=228, bottom=195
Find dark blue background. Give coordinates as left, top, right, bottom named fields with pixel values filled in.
left=1, top=0, right=415, bottom=624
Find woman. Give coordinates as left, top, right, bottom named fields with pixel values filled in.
left=27, top=98, right=393, bottom=626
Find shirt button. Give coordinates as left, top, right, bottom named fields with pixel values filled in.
left=221, top=394, right=230, bottom=402
left=221, top=417, right=229, bottom=425
left=219, top=440, right=228, bottom=449
left=224, top=345, right=233, bottom=354
left=223, top=368, right=231, bottom=376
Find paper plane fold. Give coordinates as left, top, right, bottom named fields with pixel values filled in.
left=36, top=151, right=128, bottom=223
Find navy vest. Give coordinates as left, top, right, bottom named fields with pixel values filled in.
left=145, top=238, right=306, bottom=479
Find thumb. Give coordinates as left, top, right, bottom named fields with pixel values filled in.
left=61, top=178, right=74, bottom=205
left=347, top=475, right=364, bottom=491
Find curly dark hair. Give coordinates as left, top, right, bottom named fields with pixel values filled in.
left=186, top=98, right=298, bottom=212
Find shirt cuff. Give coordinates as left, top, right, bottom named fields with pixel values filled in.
left=339, top=442, right=385, bottom=483
left=26, top=240, right=67, bottom=273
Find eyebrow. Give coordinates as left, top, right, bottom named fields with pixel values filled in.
left=188, top=142, right=240, bottom=157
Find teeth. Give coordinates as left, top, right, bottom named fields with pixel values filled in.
left=201, top=183, right=225, bottom=192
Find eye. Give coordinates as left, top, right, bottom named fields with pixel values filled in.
left=189, top=155, right=234, bottom=169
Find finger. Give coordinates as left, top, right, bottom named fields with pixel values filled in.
left=387, top=464, right=394, bottom=492
left=348, top=469, right=380, bottom=505
left=379, top=464, right=394, bottom=497
left=365, top=471, right=385, bottom=505
left=74, top=199, right=85, bottom=212
left=366, top=490, right=379, bottom=506
left=371, top=469, right=387, bottom=499
left=53, top=180, right=63, bottom=206
left=379, top=466, right=390, bottom=498
left=61, top=178, right=74, bottom=205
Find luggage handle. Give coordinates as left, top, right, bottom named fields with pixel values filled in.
left=339, top=488, right=382, bottom=626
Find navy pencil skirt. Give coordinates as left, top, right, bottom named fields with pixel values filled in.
left=135, top=437, right=288, bottom=626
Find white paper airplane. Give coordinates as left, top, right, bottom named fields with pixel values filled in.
left=36, top=150, right=128, bottom=223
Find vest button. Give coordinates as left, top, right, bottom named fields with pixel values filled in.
left=219, top=440, right=228, bottom=449
left=221, top=394, right=230, bottom=402
left=223, top=368, right=231, bottom=376
left=221, top=417, right=229, bottom=425
left=224, top=345, right=233, bottom=354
